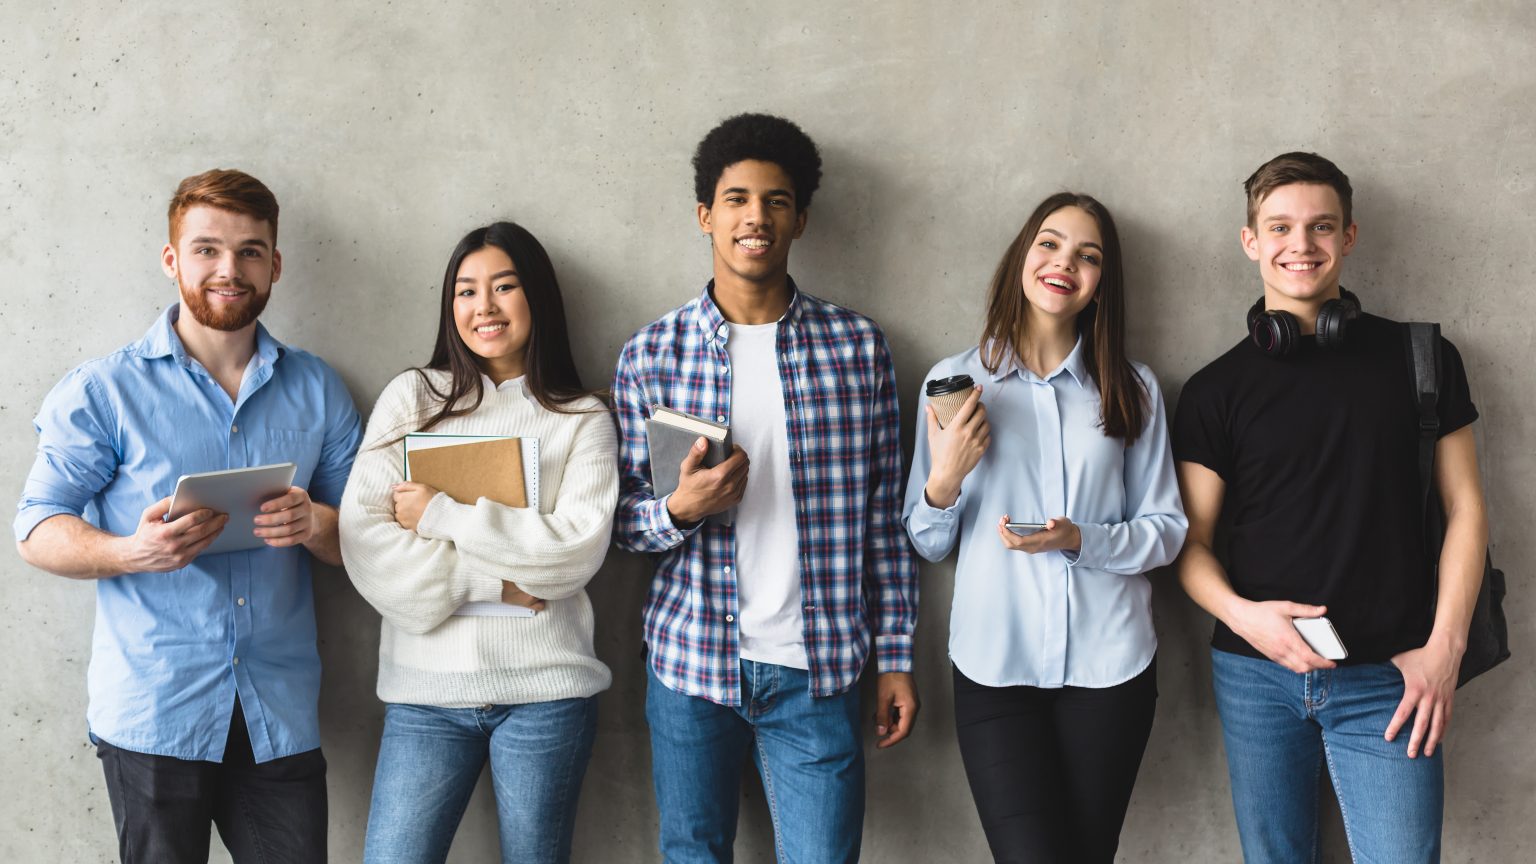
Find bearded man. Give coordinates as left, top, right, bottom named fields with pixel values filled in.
left=15, top=169, right=362, bottom=864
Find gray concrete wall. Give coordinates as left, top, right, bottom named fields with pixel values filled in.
left=2, top=1, right=1531, bottom=860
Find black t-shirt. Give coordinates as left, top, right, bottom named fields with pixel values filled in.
left=1173, top=313, right=1478, bottom=663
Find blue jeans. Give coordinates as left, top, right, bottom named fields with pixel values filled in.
left=363, top=698, right=597, bottom=864
left=645, top=660, right=865, bottom=863
left=1211, top=649, right=1443, bottom=864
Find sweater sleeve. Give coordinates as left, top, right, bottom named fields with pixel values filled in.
left=413, top=407, right=619, bottom=601
left=338, top=374, right=506, bottom=635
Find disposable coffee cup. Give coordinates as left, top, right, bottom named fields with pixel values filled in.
left=926, top=374, right=976, bottom=429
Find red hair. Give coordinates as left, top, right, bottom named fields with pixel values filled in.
left=167, top=169, right=279, bottom=244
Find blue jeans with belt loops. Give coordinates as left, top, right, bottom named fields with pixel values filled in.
left=1211, top=648, right=1444, bottom=864
left=645, top=659, right=865, bottom=864
left=363, top=698, right=597, bottom=864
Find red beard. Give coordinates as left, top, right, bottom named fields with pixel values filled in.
left=181, top=278, right=270, bottom=332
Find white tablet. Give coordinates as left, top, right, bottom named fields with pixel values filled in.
left=168, top=463, right=297, bottom=557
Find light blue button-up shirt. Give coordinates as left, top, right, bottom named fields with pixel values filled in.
left=903, top=340, right=1186, bottom=688
left=14, top=305, right=362, bottom=762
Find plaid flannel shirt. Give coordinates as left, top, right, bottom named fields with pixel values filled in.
left=612, top=281, right=917, bottom=705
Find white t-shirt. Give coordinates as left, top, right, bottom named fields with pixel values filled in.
left=727, top=321, right=807, bottom=670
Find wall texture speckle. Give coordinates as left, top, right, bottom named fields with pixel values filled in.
left=3, top=2, right=1532, bottom=861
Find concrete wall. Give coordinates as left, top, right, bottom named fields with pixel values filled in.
left=3, top=1, right=1531, bottom=860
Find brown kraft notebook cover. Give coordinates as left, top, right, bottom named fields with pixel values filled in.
left=406, top=437, right=527, bottom=507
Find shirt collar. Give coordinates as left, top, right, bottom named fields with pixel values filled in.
left=479, top=373, right=528, bottom=394
left=984, top=334, right=1091, bottom=388
left=693, top=278, right=806, bottom=345
left=138, top=303, right=285, bottom=368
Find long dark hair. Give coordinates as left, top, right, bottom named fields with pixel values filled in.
left=413, top=221, right=603, bottom=435
left=979, top=192, right=1147, bottom=442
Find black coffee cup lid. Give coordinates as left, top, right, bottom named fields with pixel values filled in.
left=926, top=374, right=975, bottom=397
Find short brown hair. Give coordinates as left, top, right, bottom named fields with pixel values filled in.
left=167, top=169, right=279, bottom=244
left=1243, top=152, right=1352, bottom=228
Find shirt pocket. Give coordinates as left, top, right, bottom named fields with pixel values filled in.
left=267, top=429, right=324, bottom=491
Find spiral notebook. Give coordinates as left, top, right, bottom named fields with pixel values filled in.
left=403, top=433, right=541, bottom=617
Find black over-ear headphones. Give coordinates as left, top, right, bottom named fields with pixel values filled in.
left=1246, top=288, right=1362, bottom=357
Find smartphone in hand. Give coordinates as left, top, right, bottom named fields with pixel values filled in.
left=1293, top=616, right=1348, bottom=660
left=1005, top=522, right=1047, bottom=536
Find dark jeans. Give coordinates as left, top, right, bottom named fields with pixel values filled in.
left=952, top=658, right=1157, bottom=864
left=95, top=699, right=327, bottom=864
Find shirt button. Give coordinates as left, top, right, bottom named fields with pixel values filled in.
left=236, top=597, right=246, bottom=606
left=232, top=656, right=240, bottom=665
left=726, top=614, right=735, bottom=623
left=231, top=424, right=239, bottom=434
left=716, top=415, right=726, bottom=423
left=720, top=365, right=729, bottom=373
left=723, top=565, right=732, bottom=573
left=803, top=604, right=815, bottom=612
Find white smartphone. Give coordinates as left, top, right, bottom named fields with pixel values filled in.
left=1005, top=522, right=1047, bottom=536
left=1293, top=616, right=1349, bottom=661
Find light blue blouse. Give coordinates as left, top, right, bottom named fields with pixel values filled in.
left=903, top=339, right=1187, bottom=688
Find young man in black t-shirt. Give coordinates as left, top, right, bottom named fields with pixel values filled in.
left=1173, top=152, right=1488, bottom=863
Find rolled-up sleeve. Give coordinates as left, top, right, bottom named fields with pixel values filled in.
left=15, top=369, right=119, bottom=541
left=307, top=369, right=363, bottom=507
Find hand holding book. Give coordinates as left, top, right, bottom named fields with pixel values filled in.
left=665, top=437, right=750, bottom=528
left=391, top=481, right=438, bottom=532
left=646, top=405, right=743, bottom=527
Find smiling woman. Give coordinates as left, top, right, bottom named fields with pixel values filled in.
left=452, top=245, right=532, bottom=382
left=903, top=191, right=1187, bottom=864
left=338, top=220, right=618, bottom=864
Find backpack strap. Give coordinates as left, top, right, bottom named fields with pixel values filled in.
left=1406, top=322, right=1442, bottom=521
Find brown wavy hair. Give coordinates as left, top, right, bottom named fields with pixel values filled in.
left=979, top=192, right=1147, bottom=442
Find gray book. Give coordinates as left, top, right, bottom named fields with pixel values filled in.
left=646, top=405, right=734, bottom=527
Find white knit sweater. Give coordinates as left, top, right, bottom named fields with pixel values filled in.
left=339, top=369, right=617, bottom=707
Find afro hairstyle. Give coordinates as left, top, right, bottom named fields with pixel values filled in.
left=692, top=113, right=822, bottom=212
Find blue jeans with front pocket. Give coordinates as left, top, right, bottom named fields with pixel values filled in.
left=1211, top=648, right=1444, bottom=864
left=645, top=659, right=865, bottom=864
left=363, top=698, right=597, bottom=864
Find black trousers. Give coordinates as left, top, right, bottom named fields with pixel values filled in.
left=952, top=658, right=1157, bottom=864
left=95, top=699, right=328, bottom=864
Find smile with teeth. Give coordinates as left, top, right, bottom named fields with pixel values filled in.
left=737, top=237, right=771, bottom=249
left=474, top=323, right=508, bottom=335
left=1282, top=262, right=1321, bottom=271
left=1041, top=276, right=1076, bottom=291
